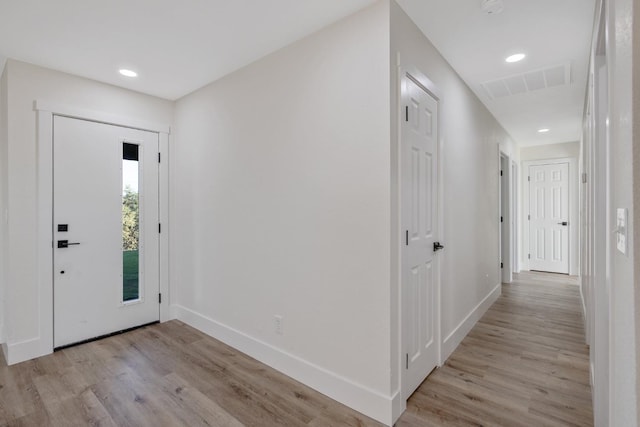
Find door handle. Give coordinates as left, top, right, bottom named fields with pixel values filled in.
left=557, top=222, right=568, bottom=226
left=433, top=242, right=444, bottom=252
left=57, top=240, right=80, bottom=248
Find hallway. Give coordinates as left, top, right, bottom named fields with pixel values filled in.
left=0, top=272, right=591, bottom=426
left=399, top=271, right=592, bottom=426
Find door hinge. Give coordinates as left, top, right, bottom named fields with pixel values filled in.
left=500, top=170, right=503, bottom=176
left=501, top=262, right=503, bottom=269
left=405, top=230, right=409, bottom=246
left=405, top=106, right=409, bottom=122
left=582, top=172, right=587, bottom=183
left=528, top=254, right=531, bottom=260
left=158, top=152, right=161, bottom=163
left=500, top=216, right=503, bottom=223
left=406, top=353, right=409, bottom=369
left=528, top=176, right=531, bottom=182
left=528, top=214, right=530, bottom=220
left=158, top=223, right=161, bottom=233
left=158, top=293, right=162, bottom=304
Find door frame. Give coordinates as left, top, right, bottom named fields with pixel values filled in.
left=499, top=151, right=512, bottom=284
left=522, top=157, right=578, bottom=274
left=35, top=101, right=170, bottom=358
left=397, top=63, right=443, bottom=402
left=511, top=160, right=519, bottom=273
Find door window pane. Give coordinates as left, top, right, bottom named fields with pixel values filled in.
left=122, top=143, right=139, bottom=302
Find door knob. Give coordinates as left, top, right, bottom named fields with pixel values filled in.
left=57, top=240, right=81, bottom=248
left=557, top=221, right=568, bottom=226
left=433, top=242, right=444, bottom=252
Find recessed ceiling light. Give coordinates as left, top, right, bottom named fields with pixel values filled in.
left=538, top=128, right=550, bottom=133
left=505, top=53, right=526, bottom=63
left=119, top=69, right=138, bottom=78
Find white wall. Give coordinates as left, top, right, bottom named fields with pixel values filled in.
left=172, top=2, right=394, bottom=423
left=1, top=59, right=173, bottom=362
left=520, top=141, right=580, bottom=161
left=606, top=0, right=638, bottom=424
left=389, top=1, right=517, bottom=406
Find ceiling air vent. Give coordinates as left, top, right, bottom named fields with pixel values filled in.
left=482, top=63, right=571, bottom=100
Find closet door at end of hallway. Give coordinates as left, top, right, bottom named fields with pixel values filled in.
left=529, top=162, right=570, bottom=274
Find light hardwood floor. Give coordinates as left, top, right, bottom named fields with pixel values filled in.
left=398, top=271, right=592, bottom=427
left=0, top=271, right=592, bottom=426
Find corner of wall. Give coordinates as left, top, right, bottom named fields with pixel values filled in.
left=391, top=389, right=406, bottom=425
left=173, top=304, right=397, bottom=426
left=3, top=336, right=51, bottom=365
left=441, top=283, right=501, bottom=361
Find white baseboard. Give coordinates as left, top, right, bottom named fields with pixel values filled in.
left=441, top=283, right=501, bottom=362
left=3, top=336, right=50, bottom=365
left=172, top=304, right=395, bottom=426
left=391, top=389, right=405, bottom=425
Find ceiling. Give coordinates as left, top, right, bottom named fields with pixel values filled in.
left=397, top=0, right=596, bottom=146
left=0, top=0, right=375, bottom=100
left=0, top=0, right=595, bottom=146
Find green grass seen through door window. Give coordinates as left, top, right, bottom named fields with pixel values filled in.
left=123, top=250, right=139, bottom=301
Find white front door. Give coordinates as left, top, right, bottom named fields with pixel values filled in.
left=528, top=162, right=570, bottom=274
left=401, top=75, right=439, bottom=398
left=53, top=116, right=160, bottom=348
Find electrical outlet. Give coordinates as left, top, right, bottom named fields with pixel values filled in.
left=274, top=315, right=283, bottom=335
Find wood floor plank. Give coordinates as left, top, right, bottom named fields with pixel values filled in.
left=0, top=271, right=591, bottom=426
left=154, top=373, right=244, bottom=427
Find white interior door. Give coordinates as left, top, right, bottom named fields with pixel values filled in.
left=528, top=162, right=570, bottom=274
left=54, top=116, right=160, bottom=348
left=401, top=75, right=439, bottom=398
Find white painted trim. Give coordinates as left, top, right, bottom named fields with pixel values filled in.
left=36, top=109, right=54, bottom=360
left=442, top=283, right=502, bottom=361
left=34, top=101, right=170, bottom=134
left=511, top=160, right=519, bottom=273
left=390, top=390, right=404, bottom=425
left=391, top=54, right=404, bottom=423
left=579, top=276, right=588, bottom=323
left=499, top=150, right=512, bottom=284
left=522, top=157, right=578, bottom=275
left=403, top=68, right=442, bottom=102
left=173, top=304, right=396, bottom=426
left=392, top=52, right=404, bottom=423
left=3, top=337, right=43, bottom=365
left=21, top=102, right=171, bottom=365
left=159, top=133, right=170, bottom=322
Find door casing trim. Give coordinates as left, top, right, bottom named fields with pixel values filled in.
left=30, top=101, right=171, bottom=363
left=499, top=150, right=512, bottom=284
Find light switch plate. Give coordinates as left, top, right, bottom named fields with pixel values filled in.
left=616, top=208, right=627, bottom=255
